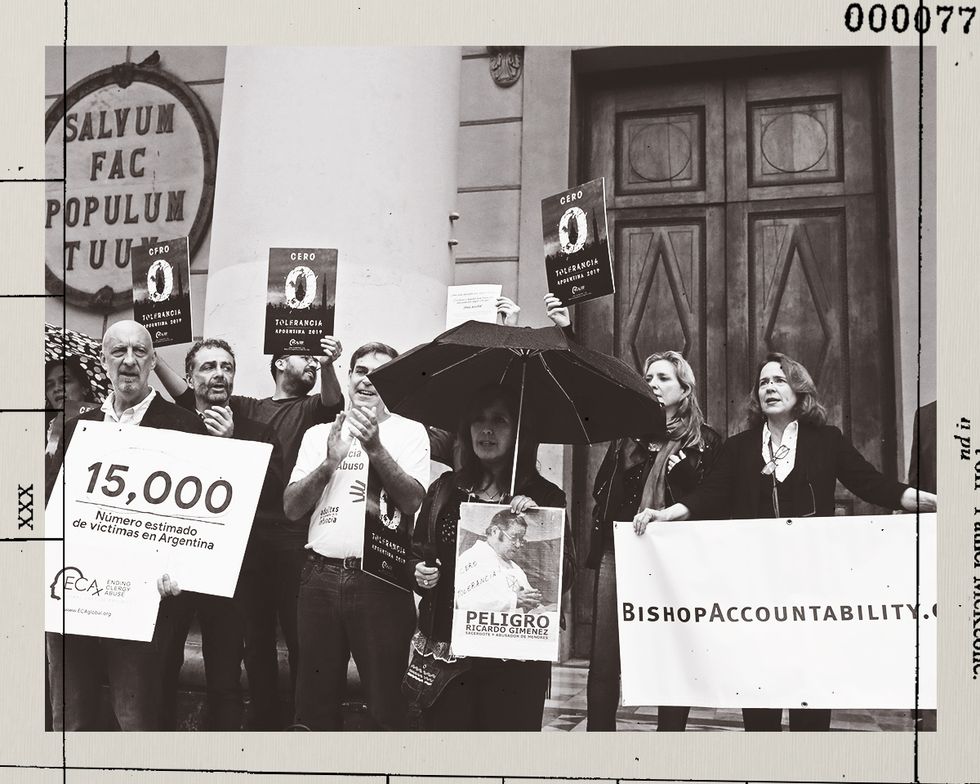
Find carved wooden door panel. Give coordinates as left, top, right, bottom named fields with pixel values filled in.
left=724, top=62, right=895, bottom=515
left=571, top=54, right=893, bottom=656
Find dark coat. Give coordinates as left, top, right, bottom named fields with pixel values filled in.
left=586, top=424, right=722, bottom=568
left=682, top=423, right=909, bottom=520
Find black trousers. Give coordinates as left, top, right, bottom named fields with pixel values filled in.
left=237, top=544, right=306, bottom=729
left=742, top=707, right=832, bottom=731
left=422, top=658, right=551, bottom=731
left=160, top=592, right=245, bottom=730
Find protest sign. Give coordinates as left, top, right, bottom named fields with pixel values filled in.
left=361, top=465, right=413, bottom=591
left=451, top=503, right=565, bottom=661
left=45, top=421, right=272, bottom=611
left=44, top=539, right=161, bottom=642
left=130, top=237, right=193, bottom=347
left=613, top=514, right=937, bottom=709
left=445, top=284, right=502, bottom=330
left=541, top=177, right=613, bottom=307
left=264, top=247, right=337, bottom=355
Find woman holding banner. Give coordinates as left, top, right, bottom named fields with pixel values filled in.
left=406, top=384, right=566, bottom=730
left=544, top=293, right=722, bottom=732
left=635, top=351, right=937, bottom=731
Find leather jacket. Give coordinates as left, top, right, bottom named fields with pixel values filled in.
left=584, top=423, right=722, bottom=568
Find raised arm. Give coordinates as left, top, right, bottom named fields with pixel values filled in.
left=318, top=336, right=344, bottom=411
left=153, top=354, right=190, bottom=399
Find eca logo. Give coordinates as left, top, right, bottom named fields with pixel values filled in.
left=49, top=566, right=102, bottom=600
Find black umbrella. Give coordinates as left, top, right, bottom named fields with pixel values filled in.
left=369, top=320, right=666, bottom=492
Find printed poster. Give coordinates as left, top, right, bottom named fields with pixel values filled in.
left=361, top=465, right=413, bottom=591
left=130, top=236, right=193, bottom=347
left=445, top=284, right=502, bottom=330
left=450, top=502, right=565, bottom=661
left=540, top=177, right=613, bottom=307
left=45, top=421, right=273, bottom=615
left=264, top=247, right=337, bottom=355
left=613, top=514, right=937, bottom=709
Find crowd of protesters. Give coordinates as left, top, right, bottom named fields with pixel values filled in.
left=44, top=293, right=937, bottom=732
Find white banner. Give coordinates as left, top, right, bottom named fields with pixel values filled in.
left=613, top=514, right=937, bottom=709
left=45, top=421, right=273, bottom=640
left=451, top=503, right=565, bottom=661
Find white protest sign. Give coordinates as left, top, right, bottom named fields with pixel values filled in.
left=44, top=540, right=161, bottom=642
left=46, top=421, right=272, bottom=606
left=613, top=514, right=937, bottom=709
left=445, top=284, right=502, bottom=330
left=451, top=503, right=565, bottom=661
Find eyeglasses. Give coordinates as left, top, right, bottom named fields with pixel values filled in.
left=499, top=528, right=526, bottom=548
left=761, top=444, right=790, bottom=477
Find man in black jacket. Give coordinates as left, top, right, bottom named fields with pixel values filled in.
left=160, top=338, right=285, bottom=730
left=47, top=320, right=207, bottom=731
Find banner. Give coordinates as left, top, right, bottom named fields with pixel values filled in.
left=613, top=514, right=937, bottom=709
left=130, top=237, right=193, bottom=347
left=45, top=421, right=273, bottom=637
left=264, top=247, right=337, bottom=355
left=451, top=503, right=565, bottom=661
left=540, top=177, right=613, bottom=307
left=445, top=284, right=502, bottom=330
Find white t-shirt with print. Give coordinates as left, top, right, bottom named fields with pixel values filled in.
left=290, top=411, right=430, bottom=558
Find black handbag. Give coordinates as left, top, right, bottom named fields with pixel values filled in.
left=400, top=475, right=471, bottom=709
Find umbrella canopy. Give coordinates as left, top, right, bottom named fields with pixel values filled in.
left=44, top=323, right=111, bottom=403
left=369, top=321, right=666, bottom=446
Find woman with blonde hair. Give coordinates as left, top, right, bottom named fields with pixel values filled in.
left=635, top=351, right=937, bottom=731
left=544, top=293, right=721, bottom=731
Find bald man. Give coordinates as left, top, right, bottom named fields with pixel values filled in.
left=46, top=320, right=206, bottom=731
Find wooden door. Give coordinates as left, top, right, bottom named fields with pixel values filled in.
left=571, top=52, right=895, bottom=657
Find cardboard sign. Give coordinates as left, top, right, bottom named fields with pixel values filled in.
left=264, top=247, right=337, bottom=355
left=45, top=421, right=273, bottom=629
left=541, top=177, right=613, bottom=307
left=130, top=237, right=193, bottom=347
left=450, top=502, right=565, bottom=661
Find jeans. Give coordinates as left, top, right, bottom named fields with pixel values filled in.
left=46, top=603, right=169, bottom=731
left=422, top=658, right=551, bottom=731
left=237, top=544, right=305, bottom=729
left=294, top=556, right=416, bottom=730
left=160, top=591, right=245, bottom=730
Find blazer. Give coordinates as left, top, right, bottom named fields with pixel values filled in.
left=586, top=423, right=722, bottom=568
left=682, top=422, right=909, bottom=521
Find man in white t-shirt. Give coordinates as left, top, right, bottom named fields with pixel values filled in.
left=284, top=341, right=429, bottom=730
left=456, top=510, right=543, bottom=613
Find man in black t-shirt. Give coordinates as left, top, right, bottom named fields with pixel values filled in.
left=155, top=335, right=343, bottom=729
left=159, top=338, right=285, bottom=730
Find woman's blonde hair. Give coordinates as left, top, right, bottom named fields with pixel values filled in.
left=642, top=350, right=705, bottom=449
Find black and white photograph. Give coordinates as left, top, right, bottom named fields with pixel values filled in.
left=40, top=41, right=937, bottom=742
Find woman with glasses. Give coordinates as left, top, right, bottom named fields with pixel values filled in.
left=407, top=383, right=567, bottom=730
left=635, top=351, right=937, bottom=731
left=545, top=292, right=722, bottom=732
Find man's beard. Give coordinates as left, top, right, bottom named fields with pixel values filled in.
left=290, top=370, right=316, bottom=395
left=205, top=386, right=231, bottom=405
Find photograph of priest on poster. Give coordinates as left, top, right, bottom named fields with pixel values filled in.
left=451, top=503, right=565, bottom=661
